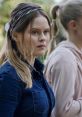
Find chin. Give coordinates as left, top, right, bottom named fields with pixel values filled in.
left=36, top=51, right=46, bottom=57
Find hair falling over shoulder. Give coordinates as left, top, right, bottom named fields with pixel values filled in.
left=0, top=2, right=51, bottom=88
left=0, top=39, right=7, bottom=65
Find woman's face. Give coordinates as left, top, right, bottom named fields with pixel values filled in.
left=18, top=15, right=50, bottom=58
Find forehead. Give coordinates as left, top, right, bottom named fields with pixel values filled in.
left=31, top=15, right=50, bottom=29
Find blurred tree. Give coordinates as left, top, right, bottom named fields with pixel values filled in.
left=0, top=0, right=55, bottom=55
left=0, top=0, right=54, bottom=26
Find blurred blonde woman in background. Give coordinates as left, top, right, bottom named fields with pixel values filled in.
left=45, top=0, right=82, bottom=117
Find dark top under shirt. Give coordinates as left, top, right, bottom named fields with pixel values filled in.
left=0, top=59, right=55, bottom=117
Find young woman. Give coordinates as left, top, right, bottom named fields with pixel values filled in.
left=0, top=3, right=55, bottom=117
left=45, top=0, right=82, bottom=117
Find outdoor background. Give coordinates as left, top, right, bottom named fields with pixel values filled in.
left=0, top=0, right=63, bottom=50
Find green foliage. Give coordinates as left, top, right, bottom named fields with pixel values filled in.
left=0, top=0, right=55, bottom=62
left=0, top=0, right=55, bottom=26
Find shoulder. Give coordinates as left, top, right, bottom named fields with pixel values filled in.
left=0, top=61, right=15, bottom=74
left=45, top=45, right=77, bottom=75
left=0, top=61, right=24, bottom=89
left=0, top=61, right=19, bottom=80
left=0, top=62, right=24, bottom=106
left=46, top=45, right=76, bottom=65
left=0, top=61, right=24, bottom=94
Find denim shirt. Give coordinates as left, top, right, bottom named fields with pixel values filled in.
left=0, top=59, right=55, bottom=117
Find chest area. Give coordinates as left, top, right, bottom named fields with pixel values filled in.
left=16, top=79, right=50, bottom=116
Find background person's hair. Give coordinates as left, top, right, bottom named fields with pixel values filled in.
left=59, top=0, right=82, bottom=30
left=51, top=7, right=67, bottom=44
left=0, top=3, right=51, bottom=88
left=46, top=2, right=68, bottom=56
left=50, top=0, right=82, bottom=47
left=52, top=0, right=82, bottom=30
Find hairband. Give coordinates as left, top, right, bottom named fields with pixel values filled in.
left=12, top=8, right=42, bottom=29
left=5, top=7, right=42, bottom=32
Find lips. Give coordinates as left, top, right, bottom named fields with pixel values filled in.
left=37, top=45, right=46, bottom=48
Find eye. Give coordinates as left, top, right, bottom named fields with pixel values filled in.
left=31, top=30, right=39, bottom=35
left=44, top=29, right=50, bottom=35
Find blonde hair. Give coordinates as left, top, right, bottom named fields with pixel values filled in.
left=0, top=3, right=51, bottom=88
left=52, top=0, right=82, bottom=30
left=0, top=37, right=32, bottom=88
left=0, top=39, right=7, bottom=64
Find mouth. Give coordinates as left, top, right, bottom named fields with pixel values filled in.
left=37, top=45, right=46, bottom=49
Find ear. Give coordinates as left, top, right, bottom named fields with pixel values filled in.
left=67, top=20, right=77, bottom=31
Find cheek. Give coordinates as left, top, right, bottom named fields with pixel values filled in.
left=24, top=38, right=37, bottom=53
left=31, top=40, right=37, bottom=50
left=46, top=35, right=51, bottom=44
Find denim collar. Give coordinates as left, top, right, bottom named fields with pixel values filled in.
left=34, top=59, right=44, bottom=72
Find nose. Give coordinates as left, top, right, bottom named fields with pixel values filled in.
left=38, top=32, right=46, bottom=41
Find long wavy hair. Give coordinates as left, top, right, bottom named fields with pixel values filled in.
left=0, top=3, right=51, bottom=88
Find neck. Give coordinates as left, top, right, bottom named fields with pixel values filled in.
left=68, top=34, right=82, bottom=50
left=27, top=56, right=35, bottom=67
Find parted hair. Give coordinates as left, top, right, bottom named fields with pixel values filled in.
left=0, top=3, right=51, bottom=88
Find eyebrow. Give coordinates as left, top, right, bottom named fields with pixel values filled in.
left=31, top=27, right=50, bottom=30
